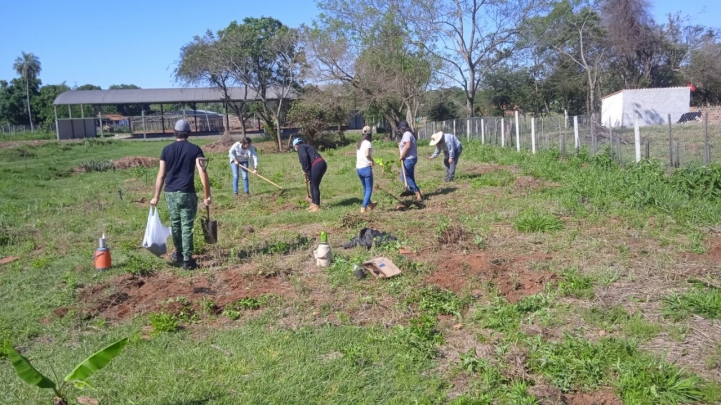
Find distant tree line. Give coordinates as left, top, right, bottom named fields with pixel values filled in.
left=5, top=0, right=720, bottom=139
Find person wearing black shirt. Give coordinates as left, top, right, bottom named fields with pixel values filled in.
left=150, top=120, right=211, bottom=269
left=293, top=138, right=327, bottom=212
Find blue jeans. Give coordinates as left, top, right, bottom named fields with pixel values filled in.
left=231, top=161, right=249, bottom=194
left=400, top=158, right=419, bottom=192
left=443, top=148, right=462, bottom=181
left=356, top=166, right=373, bottom=208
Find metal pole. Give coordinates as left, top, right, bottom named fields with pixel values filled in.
left=705, top=112, right=710, bottom=164
left=673, top=140, right=680, bottom=168
left=466, top=119, right=470, bottom=141
left=54, top=105, right=59, bottom=140
left=574, top=116, right=579, bottom=149
left=515, top=111, right=520, bottom=152
left=531, top=117, right=536, bottom=154
left=99, top=110, right=103, bottom=138
left=645, top=140, right=650, bottom=160
left=591, top=113, right=596, bottom=155
left=501, top=118, right=505, bottom=147
left=617, top=138, right=622, bottom=165
left=668, top=114, right=673, bottom=167
left=453, top=120, right=456, bottom=136
left=564, top=109, right=568, bottom=129
left=161, top=104, right=165, bottom=134
left=560, top=121, right=565, bottom=157
left=481, top=119, right=485, bottom=144
left=634, top=114, right=641, bottom=162
left=142, top=109, right=147, bottom=140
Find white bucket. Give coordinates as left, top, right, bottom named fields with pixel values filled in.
left=314, top=243, right=332, bottom=268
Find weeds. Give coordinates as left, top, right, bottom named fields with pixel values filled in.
left=148, top=312, right=179, bottom=335
left=405, top=286, right=469, bottom=318
left=79, top=159, right=115, bottom=173
left=663, top=288, right=721, bottom=321
left=525, top=333, right=719, bottom=403
left=514, top=209, right=564, bottom=233
left=392, top=314, right=443, bottom=360
left=557, top=268, right=595, bottom=299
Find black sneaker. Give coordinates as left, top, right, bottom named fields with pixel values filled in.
left=170, top=252, right=182, bottom=263
left=183, top=259, right=198, bottom=270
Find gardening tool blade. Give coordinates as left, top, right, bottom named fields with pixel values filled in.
left=201, top=206, right=218, bottom=244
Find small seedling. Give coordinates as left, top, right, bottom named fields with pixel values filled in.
left=5, top=338, right=127, bottom=404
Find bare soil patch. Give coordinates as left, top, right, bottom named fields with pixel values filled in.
left=0, top=256, right=19, bottom=266
left=515, top=175, right=560, bottom=191
left=437, top=226, right=469, bottom=245
left=561, top=391, right=623, bottom=405
left=78, top=269, right=293, bottom=321
left=112, top=156, right=159, bottom=169
left=426, top=252, right=555, bottom=302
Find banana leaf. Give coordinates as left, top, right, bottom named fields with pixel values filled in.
left=64, top=338, right=128, bottom=383
left=6, top=345, right=57, bottom=389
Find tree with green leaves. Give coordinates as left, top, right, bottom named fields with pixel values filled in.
left=405, top=0, right=547, bottom=118
left=307, top=2, right=434, bottom=135
left=175, top=30, right=251, bottom=137
left=12, top=52, right=41, bottom=131
left=532, top=0, right=609, bottom=115
left=220, top=17, right=305, bottom=150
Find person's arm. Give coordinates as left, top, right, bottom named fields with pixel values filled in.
left=196, top=158, right=211, bottom=206
left=447, top=136, right=456, bottom=162
left=299, top=146, right=311, bottom=175
left=399, top=141, right=410, bottom=160
left=429, top=146, right=440, bottom=159
left=229, top=144, right=240, bottom=165
left=251, top=146, right=259, bottom=173
left=149, top=160, right=167, bottom=206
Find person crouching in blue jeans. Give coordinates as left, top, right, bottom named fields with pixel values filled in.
left=228, top=137, right=259, bottom=197
left=356, top=126, right=378, bottom=213
left=398, top=120, right=423, bottom=201
left=427, top=131, right=463, bottom=182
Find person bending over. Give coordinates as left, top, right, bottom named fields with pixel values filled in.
left=293, top=138, right=327, bottom=212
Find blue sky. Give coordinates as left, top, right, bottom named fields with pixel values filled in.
left=0, top=0, right=718, bottom=89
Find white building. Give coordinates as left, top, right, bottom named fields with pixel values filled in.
left=601, top=87, right=690, bottom=128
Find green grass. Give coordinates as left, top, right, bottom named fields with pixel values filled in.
left=0, top=130, right=56, bottom=141
left=663, top=288, right=721, bottom=321
left=2, top=136, right=721, bottom=403
left=514, top=208, right=565, bottom=233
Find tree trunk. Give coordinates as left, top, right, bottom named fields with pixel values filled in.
left=26, top=77, right=34, bottom=132
left=466, top=93, right=474, bottom=119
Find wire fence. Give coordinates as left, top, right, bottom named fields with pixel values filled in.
left=0, top=123, right=56, bottom=135
left=417, top=113, right=721, bottom=168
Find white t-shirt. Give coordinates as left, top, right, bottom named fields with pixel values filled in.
left=356, top=140, right=373, bottom=169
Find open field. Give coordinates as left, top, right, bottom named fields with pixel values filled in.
left=1, top=136, right=721, bottom=404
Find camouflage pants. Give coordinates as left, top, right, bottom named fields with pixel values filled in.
left=165, top=191, right=197, bottom=261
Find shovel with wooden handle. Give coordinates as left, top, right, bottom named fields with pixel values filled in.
left=304, top=175, right=312, bottom=203
left=237, top=164, right=285, bottom=193
left=201, top=205, right=218, bottom=244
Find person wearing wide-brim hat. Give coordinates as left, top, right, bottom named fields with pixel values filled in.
left=427, top=131, right=463, bottom=182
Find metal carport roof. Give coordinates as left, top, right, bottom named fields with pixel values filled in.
left=53, top=87, right=294, bottom=105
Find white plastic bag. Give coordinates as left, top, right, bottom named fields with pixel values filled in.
left=142, top=207, right=172, bottom=256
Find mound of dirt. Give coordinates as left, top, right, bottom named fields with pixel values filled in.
left=426, top=253, right=555, bottom=302
left=78, top=270, right=293, bottom=321
left=112, top=156, right=159, bottom=169
left=202, top=136, right=237, bottom=153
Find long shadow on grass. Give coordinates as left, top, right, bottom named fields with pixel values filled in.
left=424, top=186, right=457, bottom=197
left=333, top=197, right=363, bottom=207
